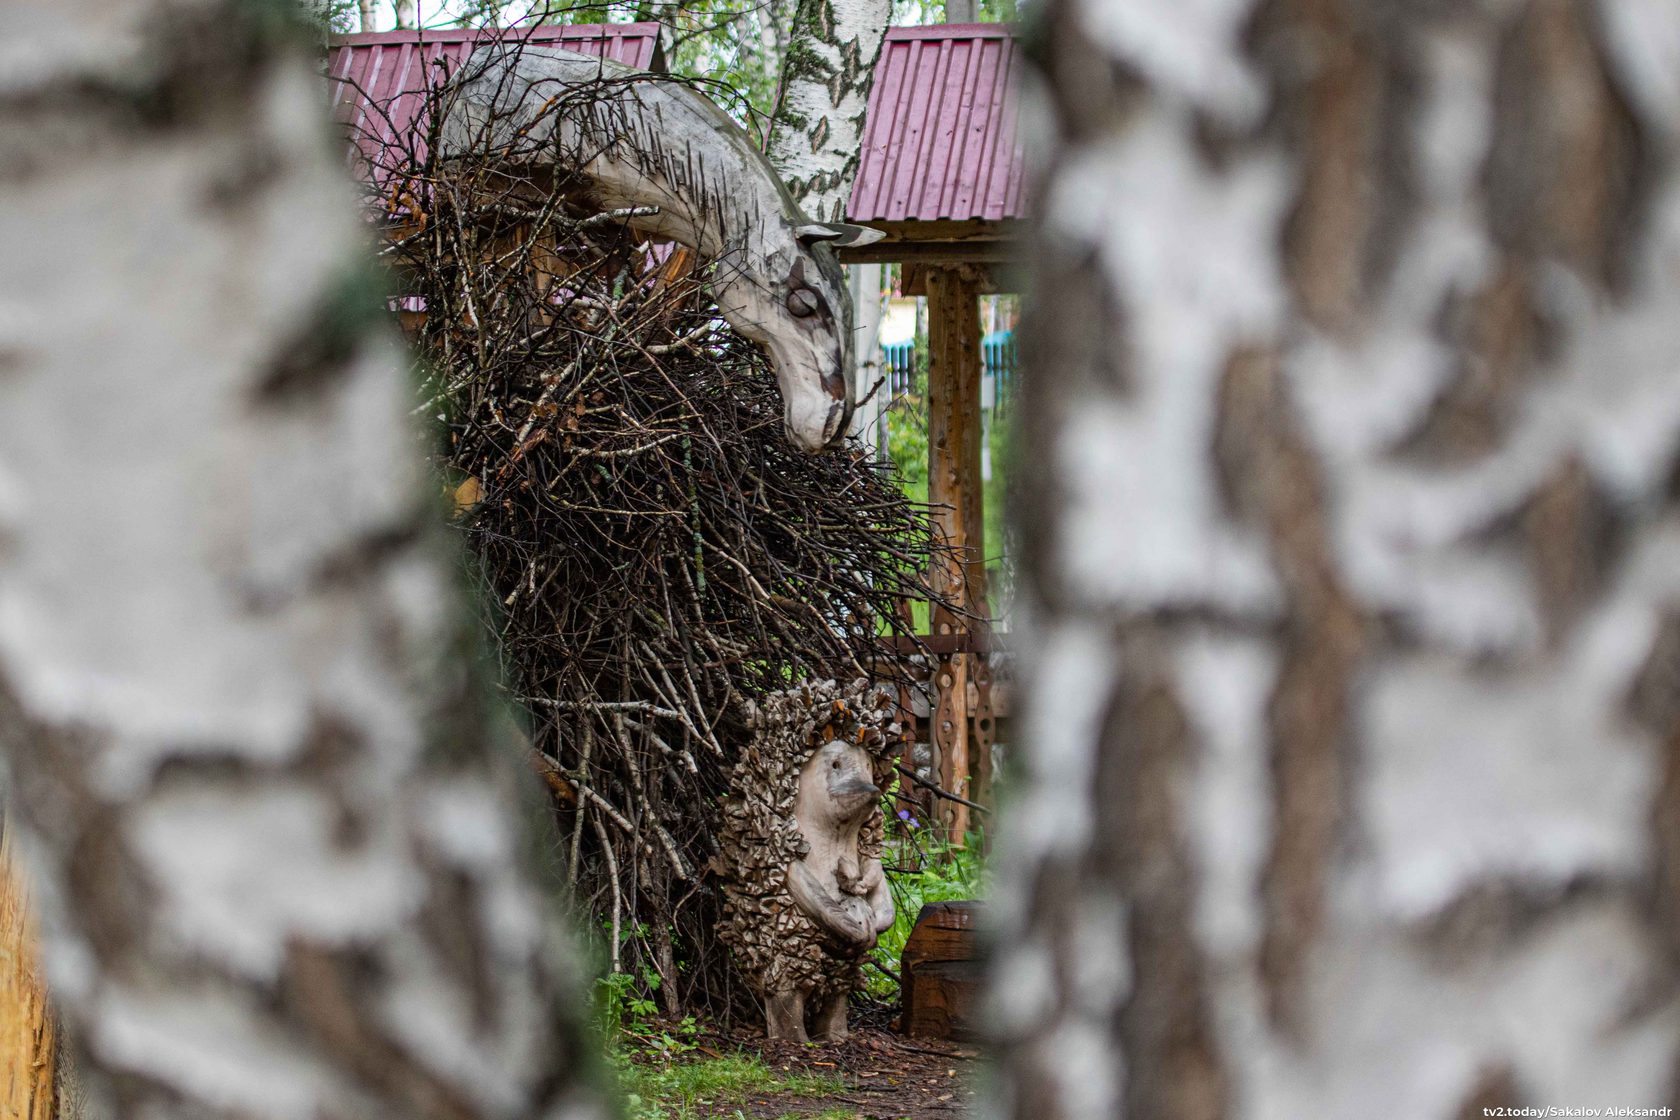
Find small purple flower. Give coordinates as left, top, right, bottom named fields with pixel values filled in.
left=897, top=809, right=911, bottom=821
left=908, top=817, right=920, bottom=829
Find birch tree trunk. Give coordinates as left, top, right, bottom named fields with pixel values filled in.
left=0, top=5, right=603, bottom=1119
left=992, top=1, right=1680, bottom=1117
left=359, top=0, right=378, bottom=33
left=766, top=0, right=893, bottom=222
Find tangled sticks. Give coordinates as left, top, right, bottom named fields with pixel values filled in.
left=356, top=44, right=946, bottom=1014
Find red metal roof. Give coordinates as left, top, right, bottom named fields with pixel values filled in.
left=847, top=24, right=1025, bottom=225
left=326, top=23, right=663, bottom=184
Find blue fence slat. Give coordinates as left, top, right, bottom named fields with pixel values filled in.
left=881, top=340, right=917, bottom=400
left=983, top=330, right=1016, bottom=412
left=878, top=331, right=1015, bottom=409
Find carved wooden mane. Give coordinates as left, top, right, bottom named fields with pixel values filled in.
left=443, top=45, right=882, bottom=451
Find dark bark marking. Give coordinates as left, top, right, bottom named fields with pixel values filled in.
left=1630, top=612, right=1680, bottom=959
left=1215, top=346, right=1365, bottom=1036
left=283, top=941, right=480, bottom=1120
left=252, top=267, right=389, bottom=405
left=418, top=866, right=497, bottom=1031
left=1403, top=264, right=1538, bottom=463
left=1522, top=455, right=1616, bottom=645
left=0, top=685, right=159, bottom=972
left=201, top=138, right=286, bottom=215
left=1420, top=876, right=1601, bottom=962
left=1097, top=637, right=1228, bottom=1120
left=1251, top=0, right=1385, bottom=334
left=1485, top=0, right=1645, bottom=290
left=295, top=710, right=376, bottom=850
left=1456, top=1065, right=1524, bottom=1120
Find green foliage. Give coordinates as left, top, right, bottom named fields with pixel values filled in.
left=891, top=0, right=1017, bottom=23
left=882, top=328, right=1017, bottom=619
left=613, top=1052, right=844, bottom=1120
left=415, top=0, right=1021, bottom=143
left=596, top=970, right=657, bottom=1044
left=983, top=403, right=1017, bottom=614
left=657, top=0, right=789, bottom=143
left=867, top=808, right=989, bottom=999
left=881, top=339, right=931, bottom=631
left=290, top=0, right=358, bottom=34
left=446, top=0, right=788, bottom=139
left=886, top=418, right=929, bottom=498
left=885, top=325, right=930, bottom=501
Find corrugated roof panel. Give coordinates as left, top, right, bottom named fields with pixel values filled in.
left=848, top=24, right=1024, bottom=225
left=893, top=38, right=940, bottom=220
left=325, top=23, right=662, bottom=187
left=849, top=35, right=904, bottom=221
left=946, top=36, right=1001, bottom=218
left=328, top=22, right=1019, bottom=224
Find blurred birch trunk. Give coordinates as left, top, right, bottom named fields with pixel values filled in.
left=992, top=0, right=1680, bottom=1116
left=0, top=4, right=603, bottom=1119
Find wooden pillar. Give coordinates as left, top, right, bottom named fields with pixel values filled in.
left=2, top=821, right=55, bottom=1120
left=925, top=266, right=986, bottom=844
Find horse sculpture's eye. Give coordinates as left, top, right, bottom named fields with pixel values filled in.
left=787, top=288, right=820, bottom=318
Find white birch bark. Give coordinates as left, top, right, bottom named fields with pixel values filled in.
left=394, top=0, right=417, bottom=30
left=991, top=0, right=1680, bottom=1117
left=765, top=0, right=893, bottom=222
left=359, top=0, right=379, bottom=32
left=0, top=4, right=604, bottom=1118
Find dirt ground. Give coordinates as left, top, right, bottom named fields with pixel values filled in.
left=697, top=1026, right=980, bottom=1119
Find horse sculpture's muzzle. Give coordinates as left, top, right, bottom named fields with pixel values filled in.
left=820, top=367, right=851, bottom=447
left=821, top=400, right=850, bottom=447
left=771, top=349, right=852, bottom=451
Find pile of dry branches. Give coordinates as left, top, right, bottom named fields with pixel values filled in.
left=346, top=36, right=943, bottom=1013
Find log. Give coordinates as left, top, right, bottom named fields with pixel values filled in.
left=900, top=900, right=983, bottom=1041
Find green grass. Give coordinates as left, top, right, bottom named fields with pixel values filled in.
left=613, top=1052, right=847, bottom=1120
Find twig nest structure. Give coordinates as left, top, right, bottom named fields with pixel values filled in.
left=716, top=678, right=900, bottom=1040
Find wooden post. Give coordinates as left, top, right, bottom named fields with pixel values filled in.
left=925, top=266, right=986, bottom=844
left=2, top=821, right=55, bottom=1120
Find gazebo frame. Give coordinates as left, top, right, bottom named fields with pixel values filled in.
left=840, top=22, right=1025, bottom=840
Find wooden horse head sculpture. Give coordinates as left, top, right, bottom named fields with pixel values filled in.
left=444, top=45, right=884, bottom=452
